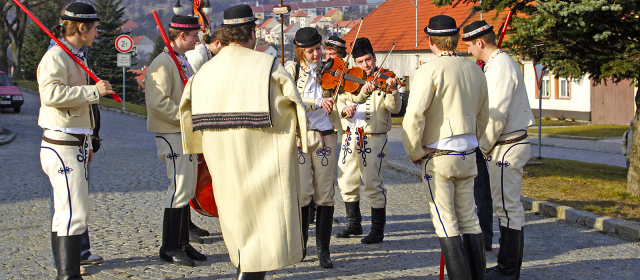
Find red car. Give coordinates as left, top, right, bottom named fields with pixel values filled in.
left=0, top=71, right=24, bottom=113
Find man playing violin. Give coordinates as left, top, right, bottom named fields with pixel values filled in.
left=335, top=37, right=402, bottom=244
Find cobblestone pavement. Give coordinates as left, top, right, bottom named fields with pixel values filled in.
left=1, top=90, right=639, bottom=279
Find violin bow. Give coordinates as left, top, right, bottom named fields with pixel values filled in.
left=193, top=0, right=212, bottom=36
left=332, top=17, right=364, bottom=100
left=373, top=43, right=396, bottom=79
left=12, top=0, right=122, bottom=102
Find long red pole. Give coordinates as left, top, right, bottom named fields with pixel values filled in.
left=152, top=10, right=188, bottom=86
left=439, top=251, right=445, bottom=280
left=497, top=11, right=513, bottom=48
left=12, top=0, right=122, bottom=102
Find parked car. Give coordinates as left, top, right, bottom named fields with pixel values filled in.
left=0, top=71, right=23, bottom=113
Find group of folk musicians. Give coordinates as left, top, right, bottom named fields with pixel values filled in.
left=37, top=2, right=534, bottom=280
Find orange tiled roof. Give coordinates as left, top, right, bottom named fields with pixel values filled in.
left=341, top=0, right=510, bottom=53
left=121, top=19, right=138, bottom=31
left=259, top=18, right=273, bottom=29
left=251, top=6, right=264, bottom=13
left=325, top=8, right=341, bottom=17
left=298, top=2, right=316, bottom=9
left=132, top=36, right=144, bottom=45
left=333, top=0, right=351, bottom=6
left=311, top=15, right=324, bottom=24
left=291, top=10, right=308, bottom=17
left=316, top=1, right=334, bottom=8
left=130, top=67, right=147, bottom=89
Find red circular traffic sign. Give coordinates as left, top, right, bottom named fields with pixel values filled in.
left=115, top=35, right=134, bottom=53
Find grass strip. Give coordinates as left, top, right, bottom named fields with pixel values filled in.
left=99, top=97, right=147, bottom=116
left=528, top=125, right=628, bottom=138
left=523, top=158, right=639, bottom=222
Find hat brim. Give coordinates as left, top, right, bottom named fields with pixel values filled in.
left=462, top=26, right=494, bottom=41
left=60, top=16, right=100, bottom=22
left=168, top=25, right=201, bottom=31
left=295, top=37, right=322, bottom=48
left=424, top=26, right=459, bottom=36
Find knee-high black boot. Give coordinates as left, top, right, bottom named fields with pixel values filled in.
left=56, top=234, right=83, bottom=280
left=300, top=206, right=310, bottom=260
left=309, top=199, right=317, bottom=224
left=316, top=205, right=334, bottom=268
left=463, top=233, right=487, bottom=280
left=180, top=205, right=207, bottom=261
left=361, top=207, right=385, bottom=244
left=487, top=226, right=522, bottom=280
left=439, top=236, right=472, bottom=280
left=335, top=201, right=362, bottom=238
left=159, top=208, right=194, bottom=266
left=235, top=264, right=267, bottom=280
left=186, top=208, right=204, bottom=244
left=516, top=227, right=524, bottom=279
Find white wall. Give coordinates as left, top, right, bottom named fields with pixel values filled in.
left=522, top=60, right=591, bottom=113
left=347, top=52, right=436, bottom=92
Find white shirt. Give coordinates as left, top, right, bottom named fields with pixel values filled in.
left=426, top=134, right=478, bottom=152
left=347, top=102, right=367, bottom=129
left=303, top=62, right=333, bottom=131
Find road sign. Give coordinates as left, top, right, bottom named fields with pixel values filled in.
left=115, top=35, right=134, bottom=53
left=117, top=53, right=131, bottom=67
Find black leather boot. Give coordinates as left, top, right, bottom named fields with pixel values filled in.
left=187, top=209, right=204, bottom=244
left=486, top=226, right=522, bottom=280
left=335, top=201, right=363, bottom=238
left=52, top=232, right=59, bottom=272
left=56, top=234, right=83, bottom=280
left=361, top=207, right=385, bottom=244
left=300, top=205, right=310, bottom=260
left=439, top=236, right=472, bottom=280
left=516, top=227, right=524, bottom=279
left=463, top=233, right=487, bottom=280
left=309, top=199, right=317, bottom=224
left=316, top=205, right=334, bottom=268
left=236, top=271, right=267, bottom=280
left=189, top=215, right=210, bottom=237
left=181, top=205, right=207, bottom=261
left=159, top=208, right=194, bottom=266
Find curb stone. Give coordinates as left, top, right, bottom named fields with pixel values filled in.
left=386, top=160, right=640, bottom=241
left=0, top=128, right=17, bottom=145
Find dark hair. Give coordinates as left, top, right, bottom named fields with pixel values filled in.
left=218, top=22, right=256, bottom=46
left=470, top=31, right=496, bottom=46
left=204, top=27, right=223, bottom=45
left=168, top=28, right=184, bottom=42
left=324, top=44, right=347, bottom=58
left=51, top=20, right=96, bottom=39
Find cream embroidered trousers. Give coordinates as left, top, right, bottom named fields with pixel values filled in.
left=487, top=138, right=530, bottom=230
left=299, top=131, right=337, bottom=207
left=421, top=150, right=482, bottom=237
left=155, top=132, right=197, bottom=208
left=337, top=131, right=388, bottom=209
left=41, top=130, right=90, bottom=236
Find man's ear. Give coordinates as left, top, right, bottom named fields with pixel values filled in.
left=477, top=39, right=485, bottom=49
left=78, top=23, right=87, bottom=34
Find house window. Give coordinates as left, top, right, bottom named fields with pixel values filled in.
left=559, top=78, right=571, bottom=98
left=540, top=70, right=550, bottom=98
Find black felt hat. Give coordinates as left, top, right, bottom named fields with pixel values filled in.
left=352, top=37, right=374, bottom=59
left=294, top=27, right=322, bottom=48
left=60, top=2, right=99, bottom=22
left=424, top=15, right=459, bottom=36
left=223, top=4, right=257, bottom=26
left=462, top=20, right=494, bottom=41
left=325, top=36, right=346, bottom=48
left=169, top=15, right=201, bottom=30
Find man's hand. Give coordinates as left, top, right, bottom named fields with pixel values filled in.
left=411, top=148, right=436, bottom=165
left=342, top=104, right=356, bottom=118
left=88, top=150, right=94, bottom=164
left=96, top=80, right=114, bottom=97
left=320, top=98, right=334, bottom=114
left=362, top=82, right=376, bottom=95
left=386, top=77, right=398, bottom=91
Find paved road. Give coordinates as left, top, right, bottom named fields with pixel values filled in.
left=0, top=89, right=638, bottom=279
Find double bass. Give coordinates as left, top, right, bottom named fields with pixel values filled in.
left=189, top=0, right=218, bottom=217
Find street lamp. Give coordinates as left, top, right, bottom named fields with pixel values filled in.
left=203, top=0, right=212, bottom=15
left=173, top=0, right=184, bottom=15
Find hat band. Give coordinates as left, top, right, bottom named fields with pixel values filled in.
left=224, top=16, right=256, bottom=25
left=326, top=40, right=345, bottom=48
left=463, top=24, right=492, bottom=38
left=427, top=27, right=459, bottom=34
left=63, top=10, right=98, bottom=19
left=170, top=23, right=201, bottom=29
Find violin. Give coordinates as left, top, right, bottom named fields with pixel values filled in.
left=320, top=57, right=406, bottom=94
left=320, top=57, right=366, bottom=94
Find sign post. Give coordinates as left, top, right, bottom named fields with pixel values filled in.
left=115, top=35, right=134, bottom=110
